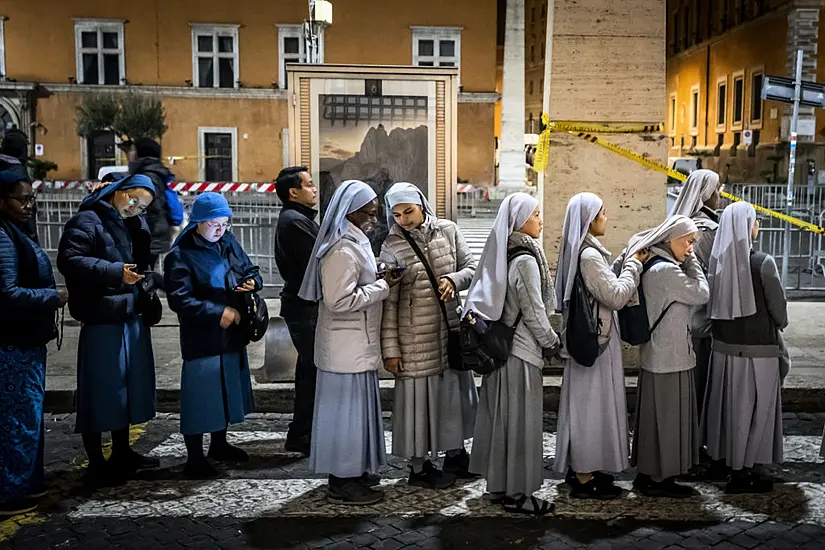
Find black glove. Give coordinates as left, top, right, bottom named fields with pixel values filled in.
left=542, top=340, right=561, bottom=359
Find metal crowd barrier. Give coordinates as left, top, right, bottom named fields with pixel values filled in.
left=36, top=189, right=285, bottom=289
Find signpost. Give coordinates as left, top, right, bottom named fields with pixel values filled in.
left=761, top=49, right=825, bottom=286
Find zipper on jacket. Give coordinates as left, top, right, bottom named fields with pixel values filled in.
left=364, top=310, right=371, bottom=344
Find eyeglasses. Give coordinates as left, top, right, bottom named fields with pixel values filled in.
left=205, top=221, right=231, bottom=231
left=127, top=197, right=148, bottom=213
left=9, top=194, right=36, bottom=207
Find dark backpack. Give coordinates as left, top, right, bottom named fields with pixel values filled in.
left=459, top=247, right=535, bottom=375
left=565, top=252, right=600, bottom=367
left=617, top=256, right=675, bottom=345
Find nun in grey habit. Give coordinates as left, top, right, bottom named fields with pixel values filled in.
left=298, top=180, right=401, bottom=506
left=703, top=201, right=786, bottom=494
left=624, top=215, right=710, bottom=498
left=379, top=182, right=478, bottom=489
left=554, top=192, right=646, bottom=500
left=669, top=169, right=723, bottom=416
left=465, top=192, right=559, bottom=516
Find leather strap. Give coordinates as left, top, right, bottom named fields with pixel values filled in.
left=400, top=229, right=454, bottom=330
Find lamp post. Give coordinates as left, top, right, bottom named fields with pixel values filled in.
left=305, top=0, right=333, bottom=64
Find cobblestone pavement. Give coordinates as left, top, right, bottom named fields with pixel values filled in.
left=2, top=413, right=825, bottom=549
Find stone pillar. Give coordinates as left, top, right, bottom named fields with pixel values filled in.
left=785, top=8, right=819, bottom=142
left=543, top=0, right=667, bottom=258
left=498, top=0, right=526, bottom=187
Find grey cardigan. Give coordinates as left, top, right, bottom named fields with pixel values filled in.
left=639, top=249, right=710, bottom=374
left=500, top=254, right=559, bottom=368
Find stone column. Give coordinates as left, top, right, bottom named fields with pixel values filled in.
left=498, top=0, right=526, bottom=187
left=786, top=8, right=819, bottom=142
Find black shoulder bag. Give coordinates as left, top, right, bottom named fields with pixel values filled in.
left=565, top=252, right=599, bottom=367
left=400, top=230, right=468, bottom=372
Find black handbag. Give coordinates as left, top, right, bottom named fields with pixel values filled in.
left=137, top=271, right=163, bottom=327
left=240, top=290, right=268, bottom=343
left=565, top=267, right=599, bottom=367
left=400, top=230, right=468, bottom=371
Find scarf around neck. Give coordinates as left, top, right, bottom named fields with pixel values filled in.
left=508, top=231, right=555, bottom=313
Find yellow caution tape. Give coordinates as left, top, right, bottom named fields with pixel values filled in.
left=533, top=113, right=552, bottom=173
left=551, top=127, right=825, bottom=235
left=548, top=121, right=665, bottom=134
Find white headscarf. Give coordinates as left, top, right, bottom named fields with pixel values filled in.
left=708, top=202, right=757, bottom=321
left=298, top=180, right=377, bottom=302
left=624, top=215, right=699, bottom=262
left=462, top=192, right=539, bottom=321
left=669, top=169, right=720, bottom=219
left=555, top=192, right=604, bottom=307
left=384, top=182, right=435, bottom=228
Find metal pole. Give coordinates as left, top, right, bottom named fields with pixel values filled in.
left=536, top=0, right=554, bottom=217
left=782, top=49, right=803, bottom=287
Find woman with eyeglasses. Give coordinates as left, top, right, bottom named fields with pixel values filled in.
left=0, top=170, right=67, bottom=516
left=57, top=173, right=160, bottom=487
left=164, top=192, right=262, bottom=479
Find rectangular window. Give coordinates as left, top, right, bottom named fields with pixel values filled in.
left=0, top=17, right=6, bottom=79
left=529, top=80, right=534, bottom=95
left=277, top=24, right=321, bottom=90
left=670, top=94, right=677, bottom=137
left=531, top=7, right=536, bottom=22
left=412, top=26, right=462, bottom=81
left=87, top=130, right=115, bottom=179
left=717, top=79, right=727, bottom=128
left=191, top=24, right=239, bottom=89
left=732, top=73, right=744, bottom=126
left=690, top=86, right=700, bottom=134
left=751, top=70, right=764, bottom=124
left=199, top=127, right=237, bottom=182
left=683, top=6, right=691, bottom=48
left=74, top=20, right=125, bottom=85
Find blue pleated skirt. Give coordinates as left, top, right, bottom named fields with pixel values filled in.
left=180, top=350, right=254, bottom=435
left=75, top=319, right=156, bottom=434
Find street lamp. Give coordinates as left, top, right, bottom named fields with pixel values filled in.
left=304, top=0, right=332, bottom=64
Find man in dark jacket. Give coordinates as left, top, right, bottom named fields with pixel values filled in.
left=273, top=166, right=319, bottom=456
left=128, top=138, right=173, bottom=269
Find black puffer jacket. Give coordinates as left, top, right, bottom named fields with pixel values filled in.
left=129, top=158, right=172, bottom=256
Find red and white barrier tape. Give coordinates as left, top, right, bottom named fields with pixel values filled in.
left=32, top=181, right=278, bottom=192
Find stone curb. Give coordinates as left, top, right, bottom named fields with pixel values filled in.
left=43, top=383, right=825, bottom=414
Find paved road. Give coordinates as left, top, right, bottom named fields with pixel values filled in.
left=2, top=413, right=825, bottom=549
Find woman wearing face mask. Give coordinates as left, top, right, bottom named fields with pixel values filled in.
left=669, top=169, right=724, bottom=419
left=554, top=192, right=648, bottom=500
left=164, top=192, right=262, bottom=479
left=0, top=170, right=68, bottom=516
left=299, top=180, right=403, bottom=506
left=57, top=173, right=159, bottom=486
left=622, top=215, right=710, bottom=498
left=465, top=193, right=559, bottom=516
left=703, top=202, right=786, bottom=494
left=379, top=182, right=478, bottom=488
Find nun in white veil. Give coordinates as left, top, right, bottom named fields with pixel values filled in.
left=625, top=215, right=710, bottom=499
left=466, top=192, right=559, bottom=516
left=379, top=182, right=478, bottom=488
left=299, top=180, right=401, bottom=506
left=702, top=201, right=786, bottom=494
left=554, top=193, right=647, bottom=500
left=670, top=169, right=723, bottom=411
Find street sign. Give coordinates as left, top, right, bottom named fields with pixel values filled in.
left=742, top=129, right=753, bottom=145
left=762, top=75, right=825, bottom=108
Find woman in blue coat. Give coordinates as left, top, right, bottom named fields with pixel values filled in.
left=164, top=192, right=261, bottom=479
left=57, top=173, right=159, bottom=486
left=0, top=169, right=67, bottom=516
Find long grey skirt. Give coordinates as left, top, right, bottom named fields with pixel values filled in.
left=702, top=353, right=783, bottom=470
left=632, top=369, right=700, bottom=482
left=469, top=355, right=544, bottom=496
left=310, top=370, right=386, bottom=478
left=392, top=369, right=478, bottom=458
left=556, top=325, right=629, bottom=474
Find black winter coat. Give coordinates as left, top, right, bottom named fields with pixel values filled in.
left=129, top=158, right=172, bottom=256
left=57, top=201, right=153, bottom=325
left=164, top=230, right=262, bottom=360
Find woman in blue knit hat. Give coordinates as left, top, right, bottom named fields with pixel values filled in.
left=164, top=192, right=262, bottom=479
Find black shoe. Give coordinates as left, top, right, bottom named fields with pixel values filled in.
left=703, top=459, right=731, bottom=482
left=82, top=462, right=126, bottom=489
left=109, top=449, right=161, bottom=475
left=0, top=497, right=38, bottom=517
left=570, top=478, right=623, bottom=500
left=565, top=467, right=614, bottom=487
left=27, top=483, right=49, bottom=499
left=327, top=477, right=384, bottom=506
left=443, top=449, right=478, bottom=479
left=183, top=459, right=222, bottom=480
left=207, top=443, right=250, bottom=463
left=358, top=473, right=381, bottom=488
left=634, top=475, right=694, bottom=499
left=408, top=460, right=457, bottom=490
left=725, top=471, right=773, bottom=494
left=284, top=436, right=311, bottom=457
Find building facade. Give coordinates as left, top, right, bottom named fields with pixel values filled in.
left=667, top=0, right=825, bottom=184
left=0, top=0, right=498, bottom=185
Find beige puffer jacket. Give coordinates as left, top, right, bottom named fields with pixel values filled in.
left=380, top=217, right=476, bottom=379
